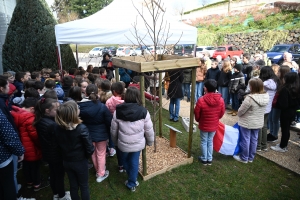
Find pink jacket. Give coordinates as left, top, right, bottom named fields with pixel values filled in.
left=110, top=104, right=154, bottom=152
left=105, top=96, right=124, bottom=114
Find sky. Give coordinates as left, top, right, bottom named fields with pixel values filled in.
left=45, top=0, right=222, bottom=14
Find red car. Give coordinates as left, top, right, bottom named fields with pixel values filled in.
left=212, top=45, right=243, bottom=59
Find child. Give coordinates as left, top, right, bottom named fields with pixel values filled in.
left=78, top=84, right=112, bottom=183
left=205, top=61, right=220, bottom=81
left=79, top=70, right=89, bottom=81
left=34, top=81, right=45, bottom=97
left=106, top=82, right=125, bottom=171
left=233, top=78, right=269, bottom=163
left=14, top=72, right=29, bottom=98
left=79, top=80, right=88, bottom=99
left=111, top=87, right=154, bottom=192
left=33, top=98, right=70, bottom=199
left=11, top=98, right=45, bottom=191
left=41, top=68, right=52, bottom=83
left=31, top=71, right=41, bottom=81
left=62, top=76, right=74, bottom=98
left=44, top=79, right=65, bottom=101
left=194, top=79, right=225, bottom=165
left=99, top=79, right=113, bottom=104
left=100, top=67, right=107, bottom=79
left=195, top=59, right=207, bottom=101
left=228, top=64, right=245, bottom=116
left=3, top=71, right=15, bottom=84
left=55, top=101, right=94, bottom=200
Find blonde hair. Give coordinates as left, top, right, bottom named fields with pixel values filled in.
left=55, top=101, right=82, bottom=130
left=222, top=60, right=232, bottom=73
left=249, top=78, right=265, bottom=94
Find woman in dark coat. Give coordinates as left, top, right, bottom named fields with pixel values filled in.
left=167, top=70, right=183, bottom=122
left=101, top=53, right=115, bottom=81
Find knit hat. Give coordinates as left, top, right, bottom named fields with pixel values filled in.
left=234, top=64, right=242, bottom=72
left=8, top=83, right=16, bottom=96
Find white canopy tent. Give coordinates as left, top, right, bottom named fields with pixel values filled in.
left=54, top=0, right=197, bottom=68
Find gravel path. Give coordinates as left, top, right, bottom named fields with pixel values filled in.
left=161, top=96, right=300, bottom=175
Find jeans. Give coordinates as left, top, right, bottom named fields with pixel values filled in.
left=13, top=155, right=18, bottom=194
left=122, top=151, right=141, bottom=188
left=269, top=108, right=281, bottom=138
left=64, top=159, right=90, bottom=200
left=231, top=93, right=239, bottom=111
left=91, top=141, right=107, bottom=177
left=0, top=161, right=17, bottom=200
left=48, top=161, right=65, bottom=198
left=239, top=126, right=259, bottom=162
left=200, top=130, right=216, bottom=161
left=257, top=113, right=269, bottom=150
left=115, top=146, right=124, bottom=167
left=195, top=82, right=204, bottom=102
left=182, top=83, right=191, bottom=99
left=169, top=98, right=180, bottom=121
left=23, top=160, right=41, bottom=186
left=218, top=87, right=229, bottom=108
left=108, top=133, right=114, bottom=149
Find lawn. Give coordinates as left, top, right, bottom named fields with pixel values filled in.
left=18, top=102, right=300, bottom=199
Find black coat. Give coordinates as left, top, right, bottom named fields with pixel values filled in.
left=167, top=70, right=183, bottom=99
left=206, top=67, right=220, bottom=81
left=101, top=60, right=115, bottom=80
left=55, top=124, right=94, bottom=162
left=35, top=116, right=62, bottom=163
left=78, top=100, right=112, bottom=142
left=217, top=69, right=232, bottom=87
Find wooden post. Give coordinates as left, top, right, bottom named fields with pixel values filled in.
left=140, top=75, right=147, bottom=175
left=170, top=129, right=177, bottom=147
left=159, top=72, right=163, bottom=137
left=188, top=67, right=196, bottom=158
left=115, top=68, right=119, bottom=82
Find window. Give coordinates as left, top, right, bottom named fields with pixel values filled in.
left=184, top=45, right=193, bottom=50
left=232, top=46, right=238, bottom=51
left=174, top=45, right=183, bottom=50
left=228, top=46, right=233, bottom=51
left=293, top=45, right=300, bottom=53
left=216, top=47, right=226, bottom=52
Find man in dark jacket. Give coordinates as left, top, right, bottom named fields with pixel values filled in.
left=182, top=69, right=192, bottom=102
left=101, top=53, right=115, bottom=81
left=242, top=53, right=254, bottom=86
left=168, top=69, right=183, bottom=122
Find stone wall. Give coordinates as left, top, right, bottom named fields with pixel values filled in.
left=223, top=29, right=300, bottom=54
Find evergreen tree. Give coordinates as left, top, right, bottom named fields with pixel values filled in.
left=2, top=0, right=76, bottom=72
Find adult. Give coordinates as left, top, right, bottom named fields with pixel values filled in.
left=168, top=69, right=183, bottom=122
left=242, top=53, right=254, bottom=86
left=195, top=59, right=207, bottom=102
left=101, top=53, right=115, bottom=81
left=282, top=53, right=299, bottom=72
left=217, top=60, right=232, bottom=108
left=119, top=68, right=132, bottom=88
left=182, top=69, right=192, bottom=102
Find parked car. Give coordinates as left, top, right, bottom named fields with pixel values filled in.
left=173, top=44, right=195, bottom=55
left=192, top=46, right=216, bottom=58
left=116, top=47, right=134, bottom=56
left=89, top=47, right=103, bottom=58
left=132, top=47, right=142, bottom=56
left=266, top=44, right=300, bottom=64
left=102, top=46, right=117, bottom=56
left=144, top=46, right=166, bottom=55
left=212, top=45, right=243, bottom=59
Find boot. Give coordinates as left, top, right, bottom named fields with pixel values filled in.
left=227, top=110, right=234, bottom=114
left=232, top=110, right=237, bottom=116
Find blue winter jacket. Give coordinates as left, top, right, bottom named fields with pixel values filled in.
left=78, top=99, right=112, bottom=142
left=0, top=110, right=24, bottom=165
left=119, top=68, right=132, bottom=83
left=13, top=80, right=24, bottom=98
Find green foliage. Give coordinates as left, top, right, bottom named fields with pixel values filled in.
left=197, top=31, right=225, bottom=46
left=260, top=30, right=289, bottom=51
left=52, top=0, right=113, bottom=22
left=2, top=0, right=76, bottom=72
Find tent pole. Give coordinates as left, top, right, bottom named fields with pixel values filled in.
left=159, top=72, right=162, bottom=137
left=140, top=75, right=147, bottom=176
left=56, top=45, right=63, bottom=73
left=188, top=67, right=196, bottom=158
left=76, top=44, right=79, bottom=68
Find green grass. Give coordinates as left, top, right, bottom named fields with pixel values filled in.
left=70, top=44, right=118, bottom=53
left=18, top=102, right=300, bottom=199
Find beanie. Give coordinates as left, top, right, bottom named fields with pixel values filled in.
left=234, top=64, right=242, bottom=72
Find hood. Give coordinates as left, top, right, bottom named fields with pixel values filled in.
left=203, top=93, right=222, bottom=107
left=116, top=103, right=147, bottom=122
left=110, top=96, right=124, bottom=106
left=249, top=93, right=269, bottom=107
left=264, top=79, right=277, bottom=91
left=11, top=106, right=34, bottom=126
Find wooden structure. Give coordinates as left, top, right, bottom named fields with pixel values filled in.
left=164, top=124, right=182, bottom=148
left=112, top=54, right=199, bottom=177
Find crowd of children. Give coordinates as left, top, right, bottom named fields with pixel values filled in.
left=0, top=64, right=154, bottom=199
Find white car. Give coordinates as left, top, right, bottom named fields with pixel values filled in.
left=132, top=47, right=142, bottom=56
left=89, top=47, right=103, bottom=58
left=144, top=46, right=166, bottom=55
left=116, top=47, right=135, bottom=57
left=193, top=46, right=216, bottom=58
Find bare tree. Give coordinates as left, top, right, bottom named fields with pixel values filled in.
left=200, top=0, right=207, bottom=7
left=172, top=0, right=186, bottom=20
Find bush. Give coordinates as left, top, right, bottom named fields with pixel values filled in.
left=2, top=0, right=76, bottom=72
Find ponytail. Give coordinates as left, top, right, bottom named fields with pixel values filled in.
left=86, top=84, right=98, bottom=103
left=33, top=98, right=58, bottom=126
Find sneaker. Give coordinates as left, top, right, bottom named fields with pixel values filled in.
left=53, top=194, right=59, bottom=200
left=58, top=192, right=71, bottom=200
left=125, top=180, right=139, bottom=187
left=291, top=121, right=297, bottom=127
left=248, top=160, right=253, bottom=163
left=119, top=166, right=125, bottom=173
left=256, top=149, right=261, bottom=152
left=262, top=148, right=268, bottom=151
left=18, top=197, right=36, bottom=200
left=271, top=145, right=288, bottom=152
left=233, top=155, right=248, bottom=164
left=33, top=181, right=50, bottom=192
left=207, top=161, right=212, bottom=166
left=88, top=163, right=93, bottom=170
left=129, top=186, right=136, bottom=192
left=198, top=157, right=207, bottom=165
left=109, top=148, right=116, bottom=157
left=96, top=170, right=109, bottom=183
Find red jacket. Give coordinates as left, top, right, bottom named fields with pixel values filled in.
left=194, top=93, right=225, bottom=132
left=11, top=106, right=42, bottom=161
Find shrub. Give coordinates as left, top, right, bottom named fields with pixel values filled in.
left=2, top=0, right=76, bottom=72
